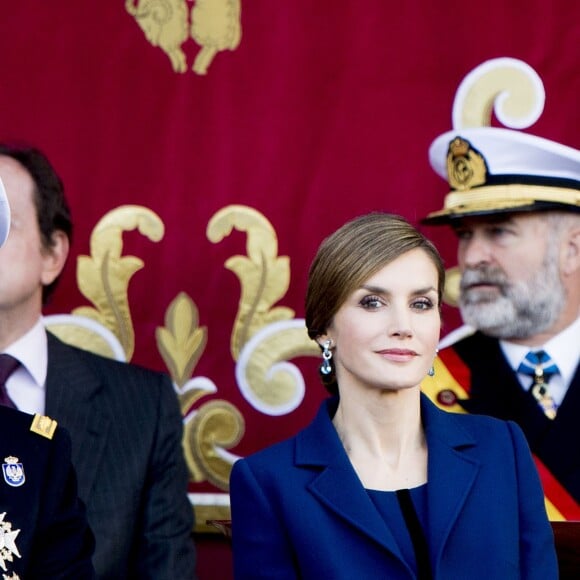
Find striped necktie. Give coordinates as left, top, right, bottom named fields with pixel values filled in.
left=0, top=354, right=20, bottom=409
left=517, top=350, right=559, bottom=419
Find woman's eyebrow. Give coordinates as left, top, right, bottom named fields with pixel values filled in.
left=360, top=284, right=437, bottom=296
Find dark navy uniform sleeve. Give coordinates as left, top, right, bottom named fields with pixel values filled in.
left=0, top=408, right=95, bottom=579
left=26, top=423, right=96, bottom=579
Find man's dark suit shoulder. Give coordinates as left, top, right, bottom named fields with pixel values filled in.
left=44, top=331, right=197, bottom=579
left=450, top=330, right=501, bottom=367
left=51, top=332, right=172, bottom=388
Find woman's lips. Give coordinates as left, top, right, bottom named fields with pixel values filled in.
left=377, top=349, right=418, bottom=362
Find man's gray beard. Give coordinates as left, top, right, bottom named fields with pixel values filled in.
left=458, top=248, right=565, bottom=340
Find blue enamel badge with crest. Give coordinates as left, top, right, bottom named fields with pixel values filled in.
left=2, top=456, right=25, bottom=487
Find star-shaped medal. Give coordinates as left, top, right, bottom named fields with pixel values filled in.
left=0, top=513, right=20, bottom=572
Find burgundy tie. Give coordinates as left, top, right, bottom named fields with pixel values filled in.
left=0, top=354, right=20, bottom=409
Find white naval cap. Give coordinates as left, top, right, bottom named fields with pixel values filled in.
left=423, top=58, right=580, bottom=225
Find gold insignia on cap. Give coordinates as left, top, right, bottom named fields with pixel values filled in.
left=446, top=137, right=488, bottom=191
left=29, top=414, right=57, bottom=440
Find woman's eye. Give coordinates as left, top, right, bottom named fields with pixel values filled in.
left=360, top=295, right=382, bottom=309
left=412, top=299, right=434, bottom=311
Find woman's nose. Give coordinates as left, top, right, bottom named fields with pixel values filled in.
left=387, top=308, right=413, bottom=338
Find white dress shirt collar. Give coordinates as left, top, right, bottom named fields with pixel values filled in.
left=3, top=317, right=48, bottom=414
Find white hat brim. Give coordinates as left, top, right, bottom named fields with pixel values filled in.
left=429, top=127, right=580, bottom=182
left=424, top=128, right=580, bottom=223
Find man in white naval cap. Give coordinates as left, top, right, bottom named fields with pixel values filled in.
left=421, top=58, right=580, bottom=521
left=0, top=180, right=95, bottom=578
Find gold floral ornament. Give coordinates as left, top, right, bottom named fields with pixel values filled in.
left=73, top=205, right=164, bottom=361
left=44, top=314, right=126, bottom=361
left=183, top=400, right=244, bottom=489
left=235, top=319, right=320, bottom=415
left=207, top=205, right=295, bottom=360
left=208, top=205, right=319, bottom=415
left=155, top=287, right=244, bottom=491
left=126, top=0, right=242, bottom=75
left=442, top=267, right=460, bottom=308
left=157, top=292, right=208, bottom=412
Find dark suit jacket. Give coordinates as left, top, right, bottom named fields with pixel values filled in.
left=0, top=406, right=95, bottom=579
left=44, top=332, right=196, bottom=580
left=230, top=395, right=557, bottom=579
left=449, top=331, right=580, bottom=504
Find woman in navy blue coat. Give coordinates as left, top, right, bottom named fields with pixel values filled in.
left=230, top=213, right=557, bottom=579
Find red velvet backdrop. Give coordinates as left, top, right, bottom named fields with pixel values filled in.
left=0, top=2, right=578, bottom=578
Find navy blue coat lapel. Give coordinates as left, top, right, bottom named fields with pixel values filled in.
left=294, top=396, right=481, bottom=572
left=44, top=332, right=111, bottom=501
left=421, top=396, right=480, bottom=567
left=296, top=399, right=406, bottom=566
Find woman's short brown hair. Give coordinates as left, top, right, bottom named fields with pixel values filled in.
left=305, top=212, right=445, bottom=393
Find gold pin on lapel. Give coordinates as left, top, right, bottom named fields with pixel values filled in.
left=29, top=414, right=57, bottom=440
